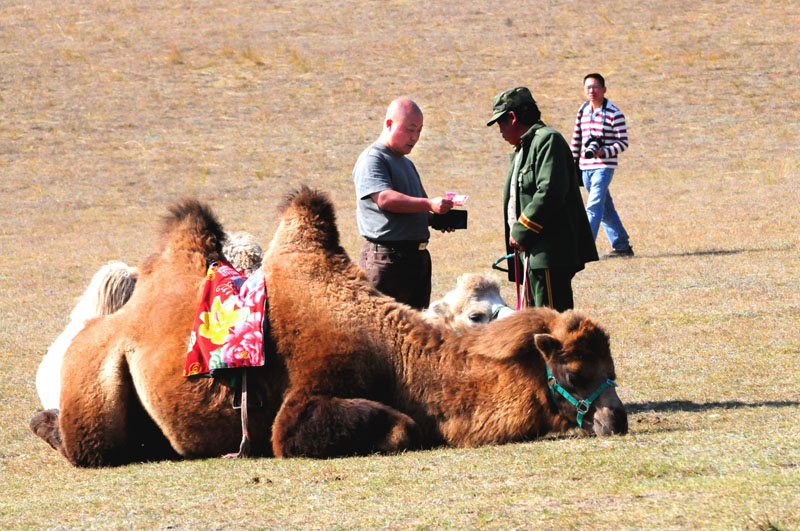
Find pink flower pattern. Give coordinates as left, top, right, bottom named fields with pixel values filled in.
left=185, top=264, right=266, bottom=376
left=220, top=269, right=265, bottom=368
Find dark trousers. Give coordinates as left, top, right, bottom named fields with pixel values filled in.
left=358, top=241, right=431, bottom=310
left=527, top=268, right=575, bottom=312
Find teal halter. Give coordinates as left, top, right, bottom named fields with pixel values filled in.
left=489, top=303, right=510, bottom=321
left=491, top=253, right=514, bottom=273
left=545, top=364, right=618, bottom=428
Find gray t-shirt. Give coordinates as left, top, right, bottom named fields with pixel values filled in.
left=353, top=142, right=430, bottom=241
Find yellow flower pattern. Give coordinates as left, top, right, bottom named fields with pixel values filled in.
left=197, top=296, right=242, bottom=345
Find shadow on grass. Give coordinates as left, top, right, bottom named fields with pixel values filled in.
left=643, top=243, right=795, bottom=259
left=628, top=400, right=800, bottom=414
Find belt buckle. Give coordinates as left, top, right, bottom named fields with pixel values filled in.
left=418, top=242, right=427, bottom=251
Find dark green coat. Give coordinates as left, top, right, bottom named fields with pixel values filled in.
left=502, top=122, right=598, bottom=280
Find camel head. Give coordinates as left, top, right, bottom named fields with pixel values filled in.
left=533, top=311, right=628, bottom=436
left=424, top=273, right=514, bottom=329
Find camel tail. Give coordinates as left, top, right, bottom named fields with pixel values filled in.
left=156, top=198, right=226, bottom=263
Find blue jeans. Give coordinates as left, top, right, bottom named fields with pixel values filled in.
left=582, top=168, right=630, bottom=250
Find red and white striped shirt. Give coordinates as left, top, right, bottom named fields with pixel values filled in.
left=570, top=98, right=628, bottom=170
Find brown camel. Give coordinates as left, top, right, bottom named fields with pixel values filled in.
left=34, top=231, right=262, bottom=412
left=31, top=187, right=627, bottom=467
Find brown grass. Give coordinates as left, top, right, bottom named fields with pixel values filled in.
left=2, top=0, right=799, bottom=528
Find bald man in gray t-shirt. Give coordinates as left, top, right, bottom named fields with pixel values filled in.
left=352, top=98, right=453, bottom=309
left=354, top=142, right=430, bottom=242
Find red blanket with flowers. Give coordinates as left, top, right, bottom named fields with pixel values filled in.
left=184, top=262, right=266, bottom=377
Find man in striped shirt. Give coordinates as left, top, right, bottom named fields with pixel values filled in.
left=571, top=73, right=634, bottom=258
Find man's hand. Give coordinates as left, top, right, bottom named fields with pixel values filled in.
left=428, top=197, right=453, bottom=214
left=509, top=235, right=525, bottom=252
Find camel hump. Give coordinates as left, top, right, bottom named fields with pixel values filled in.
left=279, top=186, right=336, bottom=224
left=276, top=186, right=340, bottom=251
left=157, top=198, right=226, bottom=262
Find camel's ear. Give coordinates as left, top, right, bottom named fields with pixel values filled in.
left=428, top=300, right=451, bottom=318
left=576, top=317, right=610, bottom=353
left=534, top=333, right=562, bottom=362
left=578, top=318, right=598, bottom=336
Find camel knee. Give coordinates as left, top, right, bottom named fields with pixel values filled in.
left=30, top=409, right=117, bottom=468
left=374, top=413, right=420, bottom=453
left=30, top=409, right=63, bottom=454
left=272, top=395, right=420, bottom=458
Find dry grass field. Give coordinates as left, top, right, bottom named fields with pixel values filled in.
left=2, top=0, right=798, bottom=528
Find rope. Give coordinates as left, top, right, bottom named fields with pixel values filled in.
left=236, top=370, right=251, bottom=456
left=514, top=251, right=532, bottom=310
left=223, top=370, right=251, bottom=458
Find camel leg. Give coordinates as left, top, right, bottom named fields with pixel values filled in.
left=58, top=347, right=129, bottom=466
left=272, top=393, right=421, bottom=458
left=57, top=340, right=149, bottom=467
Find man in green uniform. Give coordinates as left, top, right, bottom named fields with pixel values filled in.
left=487, top=87, right=598, bottom=311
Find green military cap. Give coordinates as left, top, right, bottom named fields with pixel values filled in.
left=486, top=86, right=535, bottom=126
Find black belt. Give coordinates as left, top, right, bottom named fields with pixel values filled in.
left=366, top=239, right=428, bottom=251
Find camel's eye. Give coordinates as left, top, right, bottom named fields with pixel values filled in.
left=565, top=371, right=588, bottom=389
left=468, top=313, right=487, bottom=323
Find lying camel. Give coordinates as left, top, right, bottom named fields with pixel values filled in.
left=423, top=273, right=514, bottom=329
left=31, top=187, right=627, bottom=467
left=33, top=231, right=262, bottom=411
left=34, top=245, right=506, bottom=412
left=36, top=254, right=491, bottom=410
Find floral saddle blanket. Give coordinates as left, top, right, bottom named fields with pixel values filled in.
left=184, top=262, right=266, bottom=377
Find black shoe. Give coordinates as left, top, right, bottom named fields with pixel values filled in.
left=602, top=247, right=634, bottom=259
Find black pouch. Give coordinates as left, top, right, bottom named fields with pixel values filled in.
left=431, top=210, right=468, bottom=230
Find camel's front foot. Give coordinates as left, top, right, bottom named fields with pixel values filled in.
left=30, top=409, right=64, bottom=454
left=272, top=394, right=421, bottom=458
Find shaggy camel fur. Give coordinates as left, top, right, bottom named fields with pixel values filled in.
left=423, top=273, right=515, bottom=329
left=31, top=187, right=626, bottom=467
left=33, top=232, right=262, bottom=411
left=221, top=231, right=263, bottom=276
